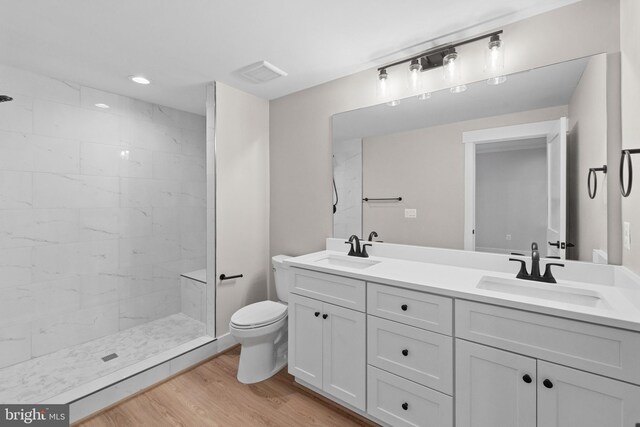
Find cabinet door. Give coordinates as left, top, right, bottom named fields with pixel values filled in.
left=537, top=360, right=640, bottom=427
left=456, top=340, right=536, bottom=427
left=322, top=302, right=366, bottom=410
left=288, top=294, right=323, bottom=389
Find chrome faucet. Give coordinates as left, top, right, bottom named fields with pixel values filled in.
left=509, top=242, right=565, bottom=283
left=345, top=235, right=372, bottom=258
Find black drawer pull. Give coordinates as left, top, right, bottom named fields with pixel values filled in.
left=401, top=304, right=408, bottom=311
left=314, top=312, right=320, bottom=317
left=219, top=273, right=243, bottom=281
left=543, top=379, right=554, bottom=389
left=322, top=314, right=328, bottom=319
left=522, top=374, right=532, bottom=384
left=402, top=349, right=409, bottom=357
left=402, top=402, right=409, bottom=411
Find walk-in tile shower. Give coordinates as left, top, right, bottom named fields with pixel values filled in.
left=0, top=64, right=210, bottom=403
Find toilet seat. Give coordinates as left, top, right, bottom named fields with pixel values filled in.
left=230, top=301, right=287, bottom=329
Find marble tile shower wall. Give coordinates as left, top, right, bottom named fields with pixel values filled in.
left=0, top=64, right=206, bottom=369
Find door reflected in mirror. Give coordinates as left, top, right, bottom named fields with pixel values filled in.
left=332, top=54, right=612, bottom=263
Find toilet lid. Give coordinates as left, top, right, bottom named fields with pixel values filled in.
left=231, top=301, right=287, bottom=328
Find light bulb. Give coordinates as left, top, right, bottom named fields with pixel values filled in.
left=386, top=99, right=400, bottom=107
left=417, top=92, right=431, bottom=101
left=443, top=51, right=461, bottom=86
left=407, top=59, right=422, bottom=92
left=377, top=68, right=389, bottom=99
left=485, top=34, right=505, bottom=85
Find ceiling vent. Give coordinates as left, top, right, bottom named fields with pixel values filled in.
left=238, top=61, right=288, bottom=84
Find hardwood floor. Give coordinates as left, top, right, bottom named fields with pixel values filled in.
left=76, top=347, right=377, bottom=427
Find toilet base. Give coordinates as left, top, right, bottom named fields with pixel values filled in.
left=231, top=316, right=288, bottom=384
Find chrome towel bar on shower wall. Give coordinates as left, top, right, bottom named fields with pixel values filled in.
left=587, top=165, right=607, bottom=199
left=620, top=149, right=640, bottom=197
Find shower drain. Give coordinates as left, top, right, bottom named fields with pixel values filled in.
left=101, top=353, right=119, bottom=362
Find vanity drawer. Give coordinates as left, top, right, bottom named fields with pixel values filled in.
left=290, top=268, right=365, bottom=311
left=367, top=365, right=453, bottom=427
left=456, top=300, right=640, bottom=385
left=367, top=283, right=452, bottom=335
left=368, top=316, right=453, bottom=394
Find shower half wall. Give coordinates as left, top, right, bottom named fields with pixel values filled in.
left=0, top=64, right=208, bottom=403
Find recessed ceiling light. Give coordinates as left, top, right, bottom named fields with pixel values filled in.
left=129, top=76, right=151, bottom=85
left=94, top=103, right=110, bottom=109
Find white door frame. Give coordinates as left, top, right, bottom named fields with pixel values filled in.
left=462, top=120, right=561, bottom=251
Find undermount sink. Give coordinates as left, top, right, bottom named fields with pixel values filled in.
left=312, top=254, right=381, bottom=270
left=476, top=276, right=608, bottom=309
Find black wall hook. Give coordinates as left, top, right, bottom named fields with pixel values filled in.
left=620, top=149, right=640, bottom=197
left=587, top=165, right=607, bottom=199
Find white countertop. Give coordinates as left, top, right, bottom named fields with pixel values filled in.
left=285, top=249, right=640, bottom=332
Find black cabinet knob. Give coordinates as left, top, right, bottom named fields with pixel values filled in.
left=322, top=314, right=328, bottom=319
left=543, top=379, right=554, bottom=389
left=401, top=304, right=408, bottom=311
left=522, top=374, right=532, bottom=384
left=314, top=312, right=320, bottom=317
left=402, top=349, right=409, bottom=357
left=402, top=402, right=409, bottom=411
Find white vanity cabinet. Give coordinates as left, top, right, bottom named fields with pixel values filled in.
left=455, top=301, right=640, bottom=427
left=288, top=269, right=366, bottom=411
left=286, top=260, right=640, bottom=427
left=366, top=283, right=454, bottom=427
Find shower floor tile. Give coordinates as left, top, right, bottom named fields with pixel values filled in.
left=0, top=313, right=206, bottom=404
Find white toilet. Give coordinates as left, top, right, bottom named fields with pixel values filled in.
left=229, top=255, right=290, bottom=384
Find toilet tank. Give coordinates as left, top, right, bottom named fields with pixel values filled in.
left=272, top=255, right=291, bottom=303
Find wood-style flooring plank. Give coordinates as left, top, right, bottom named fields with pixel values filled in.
left=76, top=347, right=377, bottom=427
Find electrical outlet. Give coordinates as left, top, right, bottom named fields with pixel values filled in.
left=624, top=222, right=631, bottom=250
left=506, top=234, right=512, bottom=241
left=405, top=209, right=417, bottom=218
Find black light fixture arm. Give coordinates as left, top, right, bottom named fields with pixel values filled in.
left=377, top=30, right=503, bottom=72
left=620, top=149, right=640, bottom=197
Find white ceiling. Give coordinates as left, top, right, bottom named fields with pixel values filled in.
left=0, top=0, right=579, bottom=115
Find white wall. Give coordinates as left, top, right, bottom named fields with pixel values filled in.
left=476, top=145, right=548, bottom=255
left=567, top=54, right=608, bottom=261
left=333, top=138, right=362, bottom=239
left=361, top=106, right=567, bottom=250
left=215, top=83, right=270, bottom=335
left=270, top=0, right=620, bottom=295
left=0, top=64, right=206, bottom=369
left=620, top=0, right=640, bottom=274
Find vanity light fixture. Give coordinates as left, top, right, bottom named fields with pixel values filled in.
left=375, top=30, right=503, bottom=98
left=485, top=34, right=506, bottom=85
left=129, top=75, right=151, bottom=85
left=377, top=68, right=389, bottom=98
left=407, top=59, right=422, bottom=92
left=443, top=50, right=467, bottom=93
left=417, top=92, right=431, bottom=101
left=386, top=99, right=401, bottom=107
left=442, top=50, right=460, bottom=83
left=94, top=103, right=110, bottom=109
